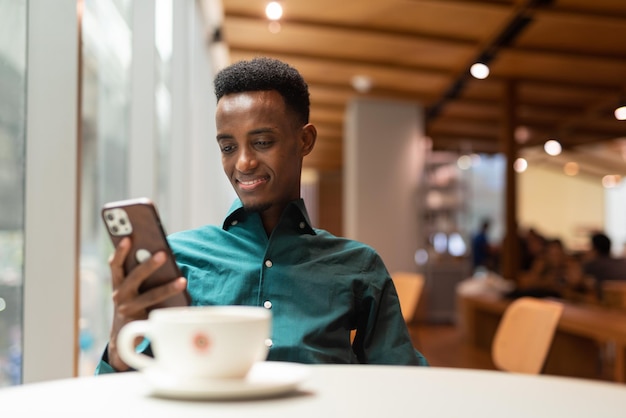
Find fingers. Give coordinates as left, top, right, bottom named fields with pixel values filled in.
left=111, top=250, right=168, bottom=311
left=123, top=251, right=167, bottom=293
left=117, top=277, right=187, bottom=317
left=109, top=237, right=131, bottom=290
left=109, top=235, right=180, bottom=313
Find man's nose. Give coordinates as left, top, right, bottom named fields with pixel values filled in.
left=235, top=147, right=258, bottom=172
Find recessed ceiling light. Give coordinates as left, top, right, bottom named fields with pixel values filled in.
left=268, top=21, right=281, bottom=33
left=544, top=139, right=562, bottom=156
left=351, top=75, right=373, bottom=93
left=470, top=63, right=490, bottom=79
left=513, top=157, right=528, bottom=173
left=602, top=174, right=621, bottom=188
left=563, top=162, right=579, bottom=176
left=514, top=126, right=531, bottom=144
left=615, top=105, right=626, bottom=121
left=265, top=2, right=283, bottom=21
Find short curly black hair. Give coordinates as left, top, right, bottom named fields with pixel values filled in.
left=214, top=57, right=310, bottom=125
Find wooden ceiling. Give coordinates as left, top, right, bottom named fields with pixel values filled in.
left=217, top=0, right=626, bottom=174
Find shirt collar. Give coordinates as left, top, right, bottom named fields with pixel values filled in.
left=222, top=198, right=316, bottom=235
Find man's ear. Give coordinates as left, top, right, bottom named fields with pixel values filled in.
left=300, top=123, right=317, bottom=156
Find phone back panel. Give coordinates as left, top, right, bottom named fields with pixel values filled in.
left=102, top=198, right=181, bottom=292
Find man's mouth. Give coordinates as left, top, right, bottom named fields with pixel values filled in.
left=237, top=176, right=269, bottom=191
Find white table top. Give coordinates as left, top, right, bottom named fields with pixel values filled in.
left=2, top=363, right=626, bottom=417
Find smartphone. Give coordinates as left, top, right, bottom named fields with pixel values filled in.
left=101, top=197, right=186, bottom=301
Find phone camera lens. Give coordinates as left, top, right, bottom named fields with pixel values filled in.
left=106, top=213, right=114, bottom=221
left=119, top=218, right=126, bottom=225
left=111, top=226, right=118, bottom=233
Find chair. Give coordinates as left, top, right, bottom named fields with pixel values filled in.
left=491, top=297, right=563, bottom=374
left=391, top=272, right=425, bottom=323
left=350, top=272, right=424, bottom=344
left=602, top=280, right=626, bottom=311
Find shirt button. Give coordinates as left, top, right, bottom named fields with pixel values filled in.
left=265, top=259, right=273, bottom=268
left=263, top=300, right=272, bottom=309
left=231, top=220, right=238, bottom=226
left=299, top=221, right=306, bottom=229
left=265, top=338, right=273, bottom=348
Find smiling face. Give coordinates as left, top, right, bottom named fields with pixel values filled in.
left=216, top=90, right=316, bottom=232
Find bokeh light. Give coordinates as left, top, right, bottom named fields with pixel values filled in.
left=544, top=139, right=562, bottom=156
left=563, top=162, right=579, bottom=176
left=265, top=2, right=283, bottom=20
left=470, top=63, right=489, bottom=79
left=513, top=157, right=528, bottom=173
left=602, top=174, right=621, bottom=188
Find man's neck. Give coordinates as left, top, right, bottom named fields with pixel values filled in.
left=259, top=202, right=289, bottom=237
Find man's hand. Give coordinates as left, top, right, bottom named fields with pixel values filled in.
left=106, top=237, right=188, bottom=371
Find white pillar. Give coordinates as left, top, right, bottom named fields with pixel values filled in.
left=188, top=1, right=234, bottom=228
left=343, top=98, right=426, bottom=273
left=128, top=0, right=156, bottom=199
left=23, top=0, right=79, bottom=382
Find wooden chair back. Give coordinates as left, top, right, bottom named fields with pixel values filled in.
left=391, top=272, right=425, bottom=323
left=350, top=272, right=424, bottom=344
left=602, top=280, right=626, bottom=311
left=492, top=297, right=564, bottom=374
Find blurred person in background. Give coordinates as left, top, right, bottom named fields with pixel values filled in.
left=471, top=218, right=496, bottom=274
left=518, top=227, right=546, bottom=273
left=560, top=253, right=597, bottom=304
left=582, top=232, right=626, bottom=301
left=510, top=238, right=567, bottom=299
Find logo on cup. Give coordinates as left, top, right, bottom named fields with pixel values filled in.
left=192, top=332, right=211, bottom=353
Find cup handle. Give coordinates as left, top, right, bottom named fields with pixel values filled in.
left=117, top=320, right=155, bottom=371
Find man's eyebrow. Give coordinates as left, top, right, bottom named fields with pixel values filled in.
left=217, top=127, right=276, bottom=141
left=216, top=133, right=232, bottom=141
left=249, top=127, right=275, bottom=135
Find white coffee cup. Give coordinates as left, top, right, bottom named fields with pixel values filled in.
left=117, top=305, right=272, bottom=380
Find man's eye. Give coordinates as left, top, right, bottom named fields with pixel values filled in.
left=255, top=140, right=273, bottom=148
left=220, top=144, right=235, bottom=154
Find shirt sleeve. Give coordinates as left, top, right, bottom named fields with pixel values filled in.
left=93, top=339, right=152, bottom=375
left=353, top=254, right=429, bottom=366
left=94, top=354, right=117, bottom=375
left=94, top=345, right=117, bottom=375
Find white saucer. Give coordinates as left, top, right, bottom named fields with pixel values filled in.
left=142, top=361, right=311, bottom=400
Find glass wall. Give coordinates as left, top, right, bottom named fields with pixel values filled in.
left=78, top=0, right=178, bottom=375
left=78, top=0, right=133, bottom=374
left=155, top=0, right=174, bottom=220
left=0, top=0, right=27, bottom=386
left=0, top=0, right=229, bottom=381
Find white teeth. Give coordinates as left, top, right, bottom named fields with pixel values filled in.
left=239, top=178, right=265, bottom=185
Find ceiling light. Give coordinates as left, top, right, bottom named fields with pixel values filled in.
left=514, top=126, right=531, bottom=144
left=544, top=139, right=562, bottom=156
left=351, top=75, right=373, bottom=93
left=457, top=155, right=472, bottom=170
left=602, top=175, right=621, bottom=189
left=268, top=21, right=281, bottom=33
left=615, top=105, right=626, bottom=121
left=563, top=162, right=579, bottom=176
left=470, top=63, right=490, bottom=79
left=265, top=2, right=283, bottom=21
left=513, top=158, right=528, bottom=173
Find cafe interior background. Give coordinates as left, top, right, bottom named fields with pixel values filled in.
left=1, top=0, right=626, bottom=385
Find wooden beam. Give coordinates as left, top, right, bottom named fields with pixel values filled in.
left=501, top=81, right=520, bottom=281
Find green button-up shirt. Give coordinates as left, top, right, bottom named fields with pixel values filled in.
left=95, top=199, right=427, bottom=374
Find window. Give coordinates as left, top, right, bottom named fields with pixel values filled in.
left=78, top=0, right=133, bottom=374
left=0, top=0, right=27, bottom=387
